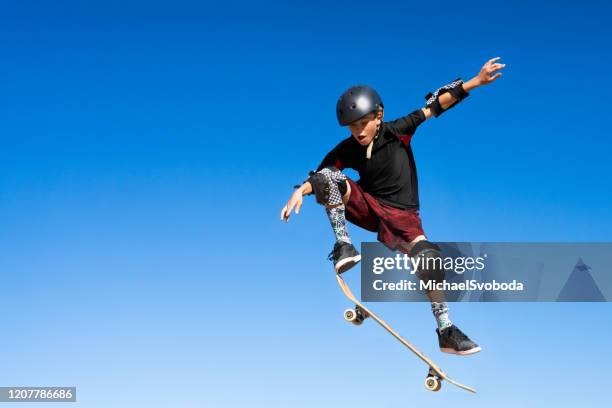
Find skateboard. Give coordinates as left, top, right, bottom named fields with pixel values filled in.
left=336, top=273, right=476, bottom=393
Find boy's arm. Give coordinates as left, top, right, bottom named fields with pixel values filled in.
left=385, top=109, right=427, bottom=136
left=421, top=57, right=505, bottom=120
left=385, top=58, right=505, bottom=135
left=280, top=141, right=347, bottom=222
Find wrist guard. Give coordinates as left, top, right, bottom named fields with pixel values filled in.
left=294, top=171, right=316, bottom=191
left=424, top=78, right=469, bottom=117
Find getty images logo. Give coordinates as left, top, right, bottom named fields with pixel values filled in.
left=372, top=253, right=487, bottom=275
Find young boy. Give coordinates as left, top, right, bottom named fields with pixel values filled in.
left=280, top=57, right=505, bottom=355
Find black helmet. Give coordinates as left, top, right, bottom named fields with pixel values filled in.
left=336, top=85, right=383, bottom=126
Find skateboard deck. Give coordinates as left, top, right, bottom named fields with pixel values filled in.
left=336, top=273, right=476, bottom=393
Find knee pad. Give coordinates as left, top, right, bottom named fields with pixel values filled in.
left=308, top=166, right=347, bottom=206
left=410, top=241, right=446, bottom=284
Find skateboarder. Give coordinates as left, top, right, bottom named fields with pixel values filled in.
left=281, top=57, right=505, bottom=355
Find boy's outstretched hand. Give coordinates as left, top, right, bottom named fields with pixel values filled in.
left=476, top=57, right=505, bottom=85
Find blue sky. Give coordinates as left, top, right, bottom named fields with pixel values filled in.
left=1, top=1, right=611, bottom=407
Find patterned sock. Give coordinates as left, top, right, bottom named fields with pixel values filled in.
left=326, top=205, right=351, bottom=244
left=431, top=302, right=453, bottom=331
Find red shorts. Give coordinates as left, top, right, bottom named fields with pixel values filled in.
left=345, top=179, right=425, bottom=250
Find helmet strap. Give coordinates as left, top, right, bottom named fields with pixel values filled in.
left=366, top=121, right=382, bottom=160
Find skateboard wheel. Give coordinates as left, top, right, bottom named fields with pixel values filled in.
left=343, top=308, right=364, bottom=325
left=425, top=376, right=442, bottom=392
left=344, top=308, right=357, bottom=322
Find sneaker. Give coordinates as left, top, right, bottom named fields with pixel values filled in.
left=328, top=241, right=361, bottom=274
left=437, top=325, right=482, bottom=355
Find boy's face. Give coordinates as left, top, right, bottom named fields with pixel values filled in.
left=348, top=111, right=382, bottom=146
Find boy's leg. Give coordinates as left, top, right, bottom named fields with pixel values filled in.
left=407, top=239, right=453, bottom=331
left=308, top=167, right=360, bottom=273
left=399, top=237, right=449, bottom=321
left=404, top=238, right=481, bottom=355
left=400, top=239, right=452, bottom=328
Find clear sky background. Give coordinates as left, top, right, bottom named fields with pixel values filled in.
left=1, top=0, right=611, bottom=407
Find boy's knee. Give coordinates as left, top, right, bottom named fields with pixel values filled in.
left=308, top=166, right=347, bottom=206
left=409, top=241, right=445, bottom=284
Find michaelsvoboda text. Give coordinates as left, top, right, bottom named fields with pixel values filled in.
left=372, top=279, right=524, bottom=292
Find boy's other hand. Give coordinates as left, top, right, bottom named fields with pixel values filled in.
left=476, top=57, right=505, bottom=85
